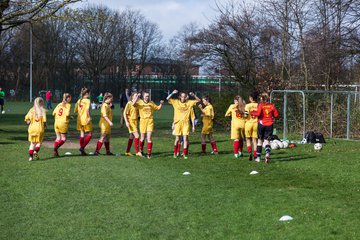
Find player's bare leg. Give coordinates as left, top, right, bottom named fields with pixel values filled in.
left=146, top=131, right=153, bottom=159
left=208, top=133, right=218, bottom=154
left=182, top=135, right=189, bottom=159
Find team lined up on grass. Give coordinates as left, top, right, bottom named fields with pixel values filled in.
left=25, top=88, right=278, bottom=163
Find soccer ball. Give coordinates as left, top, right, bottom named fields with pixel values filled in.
left=270, top=141, right=279, bottom=150
left=314, top=143, right=323, bottom=151
left=282, top=141, right=289, bottom=149
left=1, top=110, right=4, bottom=114
left=274, top=139, right=284, bottom=149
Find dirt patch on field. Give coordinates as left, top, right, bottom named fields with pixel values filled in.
left=42, top=140, right=96, bottom=149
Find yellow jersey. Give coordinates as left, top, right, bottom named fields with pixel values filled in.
left=53, top=103, right=71, bottom=123
left=245, top=102, right=258, bottom=123
left=124, top=101, right=138, bottom=120
left=202, top=104, right=214, bottom=126
left=169, top=99, right=198, bottom=123
left=100, top=103, right=113, bottom=123
left=133, top=100, right=160, bottom=119
left=74, top=98, right=91, bottom=125
left=25, top=108, right=47, bottom=136
left=225, top=104, right=246, bottom=127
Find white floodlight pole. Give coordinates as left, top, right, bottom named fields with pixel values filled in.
left=29, top=24, right=33, bottom=102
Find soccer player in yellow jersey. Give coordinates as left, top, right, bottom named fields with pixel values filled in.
left=198, top=96, right=218, bottom=154
left=123, top=92, right=140, bottom=156
left=94, top=92, right=114, bottom=155
left=74, top=87, right=92, bottom=155
left=244, top=92, right=259, bottom=161
left=25, top=97, right=47, bottom=161
left=173, top=106, right=196, bottom=156
left=225, top=95, right=246, bottom=158
left=167, top=89, right=200, bottom=159
left=132, top=91, right=164, bottom=159
left=52, top=93, right=72, bottom=157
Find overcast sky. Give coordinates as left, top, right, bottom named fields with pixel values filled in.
left=80, top=0, right=220, bottom=40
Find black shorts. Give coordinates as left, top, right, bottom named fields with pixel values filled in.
left=0, top=99, right=4, bottom=106
left=258, top=124, right=273, bottom=140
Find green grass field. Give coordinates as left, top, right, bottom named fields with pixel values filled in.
left=1, top=102, right=360, bottom=239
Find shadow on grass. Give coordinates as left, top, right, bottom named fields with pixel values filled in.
left=274, top=154, right=317, bottom=162
left=0, top=141, right=15, bottom=145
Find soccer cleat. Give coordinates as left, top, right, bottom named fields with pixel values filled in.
left=234, top=154, right=239, bottom=158
left=125, top=152, right=133, bottom=156
left=53, top=149, right=59, bottom=157
left=33, top=152, right=39, bottom=160
left=248, top=154, right=253, bottom=161
left=183, top=155, right=188, bottom=159
left=255, top=157, right=260, bottom=163
left=106, top=152, right=115, bottom=156
left=28, top=157, right=33, bottom=161
left=79, top=148, right=87, bottom=156
left=173, top=153, right=177, bottom=159
left=136, top=152, right=144, bottom=157
left=147, top=154, right=151, bottom=159
left=211, top=151, right=218, bottom=155
left=93, top=151, right=100, bottom=156
left=238, top=152, right=244, bottom=157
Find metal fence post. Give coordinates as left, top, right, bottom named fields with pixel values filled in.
left=283, top=93, right=288, bottom=140
left=347, top=94, right=351, bottom=140
left=330, top=94, right=333, bottom=138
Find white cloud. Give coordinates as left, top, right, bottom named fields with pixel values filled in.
left=80, top=0, right=218, bottom=39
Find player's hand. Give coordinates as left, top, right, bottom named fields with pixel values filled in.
left=198, top=104, right=202, bottom=109
left=26, top=120, right=30, bottom=125
left=109, top=122, right=113, bottom=127
left=189, top=92, right=195, bottom=96
left=201, top=114, right=205, bottom=117
left=172, top=90, right=178, bottom=94
left=86, top=118, right=91, bottom=124
left=192, top=127, right=195, bottom=133
left=160, top=100, right=164, bottom=104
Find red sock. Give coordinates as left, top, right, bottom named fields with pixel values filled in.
left=177, top=142, right=181, bottom=154
left=211, top=141, right=217, bottom=152
left=233, top=140, right=239, bottom=154
left=201, top=143, right=206, bottom=153
left=239, top=139, right=243, bottom=153
left=105, top=141, right=110, bottom=153
left=54, top=140, right=60, bottom=149
left=174, top=145, right=178, bottom=154
left=247, top=146, right=252, bottom=153
left=183, top=147, right=188, bottom=156
left=35, top=146, right=40, bottom=152
left=80, top=137, right=84, bottom=148
left=140, top=141, right=144, bottom=152
left=58, top=140, right=65, bottom=148
left=126, top=138, right=133, bottom=153
left=147, top=142, right=152, bottom=155
left=29, top=149, right=34, bottom=157
left=83, top=134, right=92, bottom=148
left=95, top=141, right=103, bottom=152
left=254, top=150, right=257, bottom=157
left=134, top=138, right=139, bottom=153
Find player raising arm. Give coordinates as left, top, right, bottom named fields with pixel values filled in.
left=252, top=93, right=279, bottom=163
left=198, top=96, right=218, bottom=154
left=74, top=87, right=92, bottom=156
left=167, top=90, right=200, bottom=159
left=52, top=93, right=72, bottom=157
left=123, top=92, right=140, bottom=156
left=132, top=91, right=164, bottom=159
left=25, top=97, right=47, bottom=161
left=225, top=95, right=246, bottom=158
left=94, top=93, right=114, bottom=155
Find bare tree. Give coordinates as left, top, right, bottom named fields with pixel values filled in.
left=0, top=0, right=80, bottom=34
